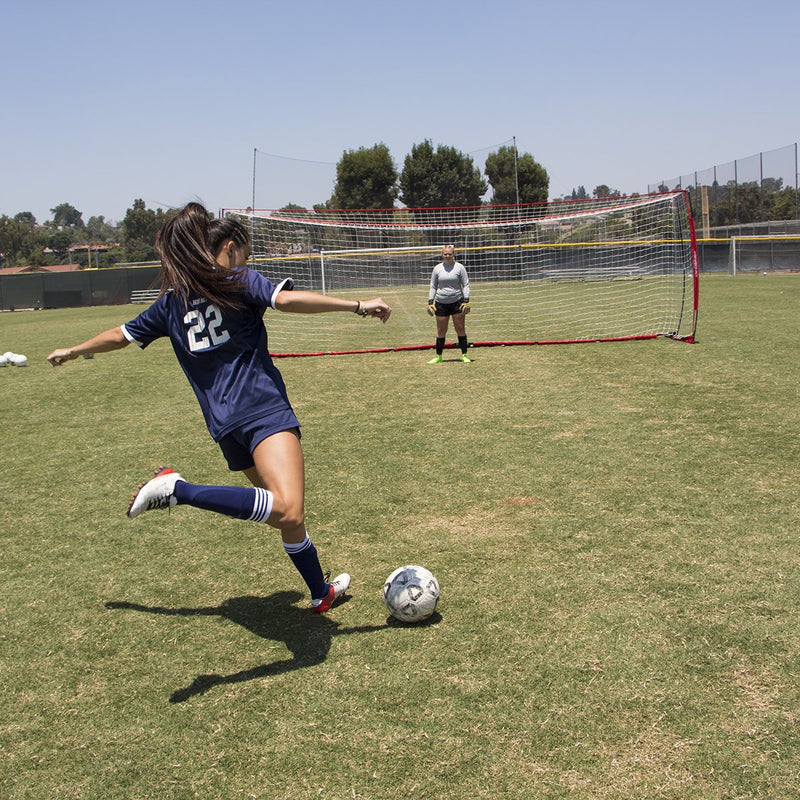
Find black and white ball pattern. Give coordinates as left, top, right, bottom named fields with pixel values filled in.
left=383, top=565, right=440, bottom=622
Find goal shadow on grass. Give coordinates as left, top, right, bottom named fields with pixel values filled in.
left=105, top=591, right=388, bottom=703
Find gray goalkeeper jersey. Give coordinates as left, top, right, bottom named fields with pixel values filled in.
left=429, top=261, right=470, bottom=304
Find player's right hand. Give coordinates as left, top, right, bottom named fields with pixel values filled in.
left=427, top=302, right=436, bottom=317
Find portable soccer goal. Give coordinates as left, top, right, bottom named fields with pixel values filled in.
left=224, top=191, right=698, bottom=357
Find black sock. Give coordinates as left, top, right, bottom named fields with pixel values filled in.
left=435, top=337, right=445, bottom=355
left=458, top=335, right=468, bottom=354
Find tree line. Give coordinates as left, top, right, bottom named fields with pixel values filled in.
left=0, top=199, right=174, bottom=269
left=322, top=141, right=549, bottom=210
left=683, top=178, right=799, bottom=228
left=0, top=141, right=553, bottom=269
left=9, top=138, right=793, bottom=269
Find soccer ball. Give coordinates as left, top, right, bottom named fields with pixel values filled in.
left=2, top=352, right=27, bottom=366
left=383, top=565, right=440, bottom=623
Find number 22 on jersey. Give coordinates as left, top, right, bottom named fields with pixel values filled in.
left=184, top=304, right=231, bottom=352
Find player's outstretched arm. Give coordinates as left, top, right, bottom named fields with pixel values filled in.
left=47, top=326, right=130, bottom=366
left=275, top=291, right=391, bottom=323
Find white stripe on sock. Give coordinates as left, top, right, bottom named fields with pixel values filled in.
left=249, top=488, right=274, bottom=522
left=283, top=534, right=311, bottom=555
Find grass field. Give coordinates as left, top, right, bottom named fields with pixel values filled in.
left=1, top=274, right=799, bottom=799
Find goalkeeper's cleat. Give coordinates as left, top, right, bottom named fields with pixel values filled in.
left=461, top=353, right=472, bottom=363
left=312, top=573, right=351, bottom=613
left=127, top=466, right=183, bottom=518
left=427, top=354, right=443, bottom=364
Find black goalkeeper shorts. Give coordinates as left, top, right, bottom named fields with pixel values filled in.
left=434, top=300, right=464, bottom=317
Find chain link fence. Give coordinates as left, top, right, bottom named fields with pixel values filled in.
left=648, top=142, right=800, bottom=237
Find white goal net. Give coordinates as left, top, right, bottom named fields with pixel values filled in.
left=225, top=192, right=698, bottom=356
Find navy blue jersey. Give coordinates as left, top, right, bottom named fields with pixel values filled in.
left=121, top=271, right=296, bottom=441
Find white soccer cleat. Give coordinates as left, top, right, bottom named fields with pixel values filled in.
left=312, top=572, right=351, bottom=614
left=127, top=466, right=183, bottom=518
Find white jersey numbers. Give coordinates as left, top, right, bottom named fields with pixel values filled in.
left=184, top=304, right=231, bottom=352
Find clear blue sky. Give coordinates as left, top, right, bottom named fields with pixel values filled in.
left=1, top=0, right=798, bottom=224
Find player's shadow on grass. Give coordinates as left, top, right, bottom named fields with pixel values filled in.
left=105, top=591, right=386, bottom=703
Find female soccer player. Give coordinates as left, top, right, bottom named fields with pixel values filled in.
left=426, top=244, right=471, bottom=363
left=47, top=202, right=391, bottom=614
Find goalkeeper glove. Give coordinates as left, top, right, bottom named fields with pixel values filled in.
left=427, top=302, right=436, bottom=317
left=459, top=301, right=471, bottom=315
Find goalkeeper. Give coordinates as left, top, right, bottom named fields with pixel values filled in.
left=427, top=244, right=471, bottom=363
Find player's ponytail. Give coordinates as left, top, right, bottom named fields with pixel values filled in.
left=156, top=202, right=248, bottom=309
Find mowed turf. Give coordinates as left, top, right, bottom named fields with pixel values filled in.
left=1, top=273, right=798, bottom=799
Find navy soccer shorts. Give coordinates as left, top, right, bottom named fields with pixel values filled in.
left=217, top=410, right=301, bottom=471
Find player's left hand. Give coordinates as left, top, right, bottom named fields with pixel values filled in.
left=361, top=298, right=392, bottom=323
left=459, top=301, right=471, bottom=315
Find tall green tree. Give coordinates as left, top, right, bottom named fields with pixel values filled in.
left=328, top=143, right=398, bottom=209
left=121, top=199, right=171, bottom=261
left=771, top=186, right=798, bottom=220
left=593, top=185, right=621, bottom=198
left=50, top=203, right=84, bottom=228
left=707, top=182, right=763, bottom=227
left=48, top=230, right=73, bottom=260
left=86, top=215, right=117, bottom=243
left=0, top=216, right=23, bottom=266
left=484, top=145, right=549, bottom=205
left=0, top=213, right=48, bottom=266
left=399, top=140, right=487, bottom=208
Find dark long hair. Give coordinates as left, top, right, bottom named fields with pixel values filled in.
left=155, top=203, right=250, bottom=309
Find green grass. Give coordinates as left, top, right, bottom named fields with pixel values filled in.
left=1, top=274, right=799, bottom=799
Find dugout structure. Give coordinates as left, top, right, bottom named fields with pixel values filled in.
left=225, top=191, right=698, bottom=357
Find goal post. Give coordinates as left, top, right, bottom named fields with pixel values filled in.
left=224, top=191, right=698, bottom=356
left=728, top=234, right=800, bottom=275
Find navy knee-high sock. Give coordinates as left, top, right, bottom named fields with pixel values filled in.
left=172, top=481, right=273, bottom=522
left=283, top=536, right=328, bottom=600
